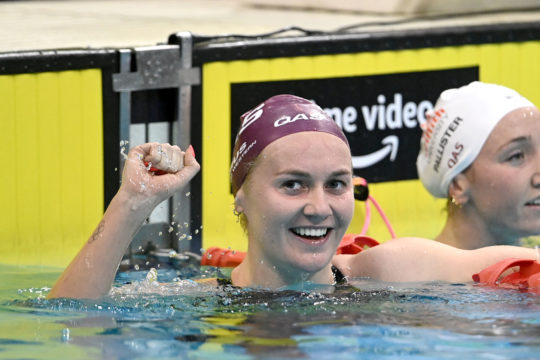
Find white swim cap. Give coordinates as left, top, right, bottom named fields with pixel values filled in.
left=416, top=81, right=535, bottom=198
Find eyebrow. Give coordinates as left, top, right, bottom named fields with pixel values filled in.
left=276, top=169, right=353, bottom=177
left=497, top=136, right=531, bottom=152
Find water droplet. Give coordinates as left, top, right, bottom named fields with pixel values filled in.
left=194, top=229, right=199, bottom=234
left=146, top=268, right=158, bottom=284
left=168, top=226, right=174, bottom=233
left=120, top=145, right=128, bottom=160
left=187, top=235, right=192, bottom=241
left=134, top=264, right=140, bottom=270
left=185, top=192, right=191, bottom=197
left=61, top=328, right=70, bottom=342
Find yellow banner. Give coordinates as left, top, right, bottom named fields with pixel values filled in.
left=0, top=69, right=104, bottom=266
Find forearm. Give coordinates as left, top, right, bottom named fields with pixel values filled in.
left=465, top=245, right=539, bottom=274
left=422, top=241, right=540, bottom=282
left=48, top=191, right=153, bottom=299
left=433, top=244, right=540, bottom=283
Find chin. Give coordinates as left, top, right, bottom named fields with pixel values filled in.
left=294, top=252, right=334, bottom=274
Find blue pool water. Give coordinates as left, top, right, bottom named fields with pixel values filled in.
left=1, top=263, right=540, bottom=359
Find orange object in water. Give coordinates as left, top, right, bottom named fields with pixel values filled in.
left=201, top=247, right=246, bottom=267
left=201, top=234, right=380, bottom=267
left=335, top=234, right=379, bottom=255
left=472, top=258, right=540, bottom=291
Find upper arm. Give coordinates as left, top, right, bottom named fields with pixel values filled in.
left=336, top=237, right=537, bottom=283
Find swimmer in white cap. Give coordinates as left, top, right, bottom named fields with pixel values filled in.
left=417, top=81, right=540, bottom=249
left=49, top=94, right=540, bottom=299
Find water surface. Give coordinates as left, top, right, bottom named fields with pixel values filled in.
left=1, top=264, right=539, bottom=359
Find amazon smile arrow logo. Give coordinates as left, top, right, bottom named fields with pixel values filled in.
left=351, top=135, right=399, bottom=169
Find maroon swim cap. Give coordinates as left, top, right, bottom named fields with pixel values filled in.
left=230, top=94, right=349, bottom=194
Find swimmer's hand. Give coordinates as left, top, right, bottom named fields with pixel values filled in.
left=120, top=142, right=200, bottom=209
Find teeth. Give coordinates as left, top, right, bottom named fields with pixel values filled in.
left=528, top=198, right=540, bottom=205
left=293, top=228, right=328, bottom=237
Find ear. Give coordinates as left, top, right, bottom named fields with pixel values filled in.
left=448, top=173, right=470, bottom=205
left=234, top=188, right=245, bottom=213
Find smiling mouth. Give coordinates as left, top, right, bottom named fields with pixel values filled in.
left=290, top=227, right=331, bottom=241
left=525, top=197, right=540, bottom=206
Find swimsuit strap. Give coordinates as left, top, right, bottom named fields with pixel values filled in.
left=216, top=278, right=233, bottom=286
left=331, top=265, right=347, bottom=285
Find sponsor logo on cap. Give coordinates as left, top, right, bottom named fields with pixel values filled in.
left=231, top=140, right=257, bottom=173
left=237, top=102, right=265, bottom=137
left=432, top=116, right=463, bottom=173
left=273, top=111, right=327, bottom=127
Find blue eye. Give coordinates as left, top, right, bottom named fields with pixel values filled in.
left=328, top=180, right=343, bottom=189
left=326, top=180, right=348, bottom=192
left=282, top=180, right=303, bottom=191
left=507, top=151, right=525, bottom=164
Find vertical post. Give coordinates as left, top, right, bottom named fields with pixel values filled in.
left=118, top=49, right=133, bottom=261
left=118, top=49, right=132, bottom=179
left=172, top=32, right=193, bottom=252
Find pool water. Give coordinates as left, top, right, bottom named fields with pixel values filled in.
left=1, top=263, right=540, bottom=359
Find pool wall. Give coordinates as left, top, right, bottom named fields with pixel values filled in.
left=2, top=22, right=540, bottom=265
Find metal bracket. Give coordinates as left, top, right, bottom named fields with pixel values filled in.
left=114, top=35, right=199, bottom=255
left=112, top=45, right=200, bottom=92
left=172, top=32, right=195, bottom=253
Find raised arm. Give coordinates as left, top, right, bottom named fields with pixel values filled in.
left=336, top=237, right=539, bottom=283
left=48, top=143, right=200, bottom=299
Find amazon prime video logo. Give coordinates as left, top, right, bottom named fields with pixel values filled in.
left=319, top=93, right=432, bottom=170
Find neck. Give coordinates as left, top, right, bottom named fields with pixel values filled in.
left=436, top=205, right=521, bottom=249
left=231, top=249, right=334, bottom=288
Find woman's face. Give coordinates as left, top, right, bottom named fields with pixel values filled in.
left=236, top=132, right=354, bottom=275
left=463, top=107, right=540, bottom=239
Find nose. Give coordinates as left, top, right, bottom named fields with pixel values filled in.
left=532, top=172, right=540, bottom=188
left=303, top=187, right=332, bottom=221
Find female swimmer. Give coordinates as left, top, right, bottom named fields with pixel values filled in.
left=49, top=94, right=539, bottom=299
left=417, top=81, right=540, bottom=249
